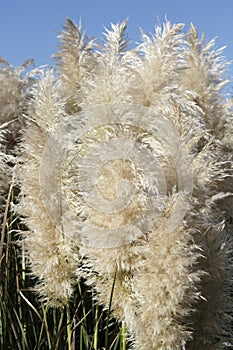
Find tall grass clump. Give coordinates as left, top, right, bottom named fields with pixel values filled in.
left=1, top=19, right=233, bottom=350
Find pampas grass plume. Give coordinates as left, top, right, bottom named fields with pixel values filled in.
left=15, top=19, right=233, bottom=349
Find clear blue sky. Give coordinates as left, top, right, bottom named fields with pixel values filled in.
left=1, top=0, right=233, bottom=83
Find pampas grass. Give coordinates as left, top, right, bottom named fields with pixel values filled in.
left=0, top=58, right=32, bottom=207
left=1, top=19, right=233, bottom=349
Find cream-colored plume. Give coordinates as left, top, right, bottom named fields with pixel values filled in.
left=16, top=19, right=233, bottom=349
left=0, top=58, right=34, bottom=212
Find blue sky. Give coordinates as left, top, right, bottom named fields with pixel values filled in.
left=1, top=0, right=233, bottom=82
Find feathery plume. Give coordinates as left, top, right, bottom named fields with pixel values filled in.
left=0, top=58, right=34, bottom=213
left=54, top=18, right=95, bottom=114
left=16, top=19, right=233, bottom=349
left=16, top=70, right=80, bottom=306
left=180, top=25, right=233, bottom=349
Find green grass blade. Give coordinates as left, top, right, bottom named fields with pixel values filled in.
left=105, top=267, right=117, bottom=349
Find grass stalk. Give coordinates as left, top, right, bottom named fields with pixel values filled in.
left=93, top=304, right=99, bottom=350
left=105, top=267, right=117, bottom=349
left=40, top=304, right=52, bottom=349
left=66, top=303, right=72, bottom=350
left=120, top=321, right=127, bottom=350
